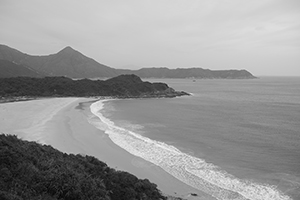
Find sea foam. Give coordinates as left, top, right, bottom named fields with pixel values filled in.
left=89, top=100, right=292, bottom=200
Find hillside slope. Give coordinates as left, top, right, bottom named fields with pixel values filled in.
left=0, top=45, right=117, bottom=78
left=0, top=134, right=166, bottom=200
left=0, top=59, right=42, bottom=78
left=0, top=74, right=189, bottom=98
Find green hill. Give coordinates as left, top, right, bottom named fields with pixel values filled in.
left=0, top=74, right=189, bottom=99
left=0, top=44, right=117, bottom=78
left=0, top=134, right=166, bottom=200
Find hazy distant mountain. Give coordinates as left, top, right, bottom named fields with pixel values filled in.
left=0, top=59, right=42, bottom=78
left=0, top=44, right=256, bottom=79
left=119, top=67, right=256, bottom=79
left=0, top=45, right=118, bottom=78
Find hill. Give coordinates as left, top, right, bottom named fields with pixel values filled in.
left=0, top=44, right=256, bottom=79
left=0, top=45, right=117, bottom=78
left=0, top=74, right=189, bottom=99
left=0, top=59, right=42, bottom=78
left=119, top=67, right=256, bottom=79
left=0, top=134, right=166, bottom=200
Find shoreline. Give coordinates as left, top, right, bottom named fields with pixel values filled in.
left=89, top=99, right=213, bottom=199
left=83, top=98, right=296, bottom=200
left=0, top=97, right=211, bottom=199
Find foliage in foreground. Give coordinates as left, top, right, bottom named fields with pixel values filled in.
left=0, top=134, right=166, bottom=200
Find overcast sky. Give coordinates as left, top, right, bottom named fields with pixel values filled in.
left=1, top=0, right=299, bottom=76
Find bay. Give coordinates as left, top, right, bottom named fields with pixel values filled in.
left=94, top=77, right=300, bottom=200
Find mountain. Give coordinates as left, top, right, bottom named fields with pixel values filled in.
left=0, top=44, right=117, bottom=78
left=0, top=44, right=256, bottom=79
left=0, top=59, right=42, bottom=78
left=119, top=67, right=256, bottom=79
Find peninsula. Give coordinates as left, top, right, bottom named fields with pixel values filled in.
left=0, top=74, right=189, bottom=102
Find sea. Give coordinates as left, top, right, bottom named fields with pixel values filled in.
left=89, top=77, right=300, bottom=200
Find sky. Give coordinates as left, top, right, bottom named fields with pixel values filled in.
left=0, top=0, right=300, bottom=76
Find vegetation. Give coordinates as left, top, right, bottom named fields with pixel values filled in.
left=0, top=74, right=189, bottom=99
left=0, top=134, right=166, bottom=200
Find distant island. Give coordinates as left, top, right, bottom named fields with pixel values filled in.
left=0, top=44, right=256, bottom=79
left=0, top=74, right=189, bottom=102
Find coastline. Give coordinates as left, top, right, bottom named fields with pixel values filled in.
left=88, top=99, right=215, bottom=199
left=0, top=97, right=211, bottom=200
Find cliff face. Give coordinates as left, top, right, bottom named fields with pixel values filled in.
left=0, top=74, right=190, bottom=99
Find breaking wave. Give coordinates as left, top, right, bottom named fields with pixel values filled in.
left=89, top=100, right=292, bottom=200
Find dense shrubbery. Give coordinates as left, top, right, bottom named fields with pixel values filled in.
left=0, top=74, right=188, bottom=99
left=0, top=134, right=166, bottom=200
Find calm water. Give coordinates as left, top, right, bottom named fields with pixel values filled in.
left=90, top=77, right=300, bottom=200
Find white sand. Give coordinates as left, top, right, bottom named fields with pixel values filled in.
left=0, top=98, right=79, bottom=144
left=0, top=98, right=213, bottom=200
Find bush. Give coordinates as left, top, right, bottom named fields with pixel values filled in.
left=0, top=134, right=166, bottom=200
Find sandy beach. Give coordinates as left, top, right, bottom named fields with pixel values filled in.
left=0, top=98, right=211, bottom=200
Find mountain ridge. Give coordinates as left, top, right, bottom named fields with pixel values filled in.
left=0, top=44, right=118, bottom=78
left=0, top=44, right=256, bottom=79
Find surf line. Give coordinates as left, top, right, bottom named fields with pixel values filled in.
left=89, top=99, right=292, bottom=200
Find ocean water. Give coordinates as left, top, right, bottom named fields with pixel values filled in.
left=89, top=77, right=300, bottom=200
